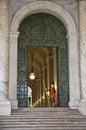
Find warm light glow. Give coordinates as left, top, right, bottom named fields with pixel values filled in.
left=29, top=72, right=35, bottom=80
left=46, top=91, right=50, bottom=96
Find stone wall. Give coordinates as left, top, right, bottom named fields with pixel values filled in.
left=10, top=0, right=77, bottom=25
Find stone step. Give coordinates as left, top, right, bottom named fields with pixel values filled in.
left=0, top=117, right=86, bottom=122
left=12, top=111, right=81, bottom=115
left=1, top=127, right=86, bottom=129
left=0, top=121, right=86, bottom=126
left=1, top=119, right=86, bottom=128
left=1, top=127, right=86, bottom=130
left=0, top=122, right=86, bottom=128
left=11, top=114, right=81, bottom=117
left=1, top=125, right=86, bottom=130
left=11, top=109, right=82, bottom=114
left=0, top=108, right=86, bottom=130
left=0, top=116, right=86, bottom=120
left=11, top=108, right=80, bottom=112
left=11, top=108, right=82, bottom=115
left=11, top=108, right=79, bottom=112
left=0, top=116, right=85, bottom=119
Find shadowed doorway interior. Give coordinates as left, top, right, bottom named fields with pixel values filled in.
left=28, top=46, right=57, bottom=107
left=17, top=13, right=69, bottom=107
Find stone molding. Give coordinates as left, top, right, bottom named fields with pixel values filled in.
left=10, top=32, right=20, bottom=39
left=67, top=32, right=78, bottom=39
left=11, top=1, right=76, bottom=33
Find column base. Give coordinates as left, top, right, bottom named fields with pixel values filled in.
left=78, top=100, right=86, bottom=115
left=69, top=100, right=79, bottom=109
left=10, top=99, right=18, bottom=109
left=0, top=100, right=11, bottom=115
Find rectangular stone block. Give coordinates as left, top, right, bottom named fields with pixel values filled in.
left=0, top=100, right=11, bottom=115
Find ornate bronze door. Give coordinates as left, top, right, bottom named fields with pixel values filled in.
left=17, top=13, right=69, bottom=107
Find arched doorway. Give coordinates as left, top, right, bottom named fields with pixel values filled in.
left=17, top=13, right=68, bottom=107
left=9, top=1, right=80, bottom=109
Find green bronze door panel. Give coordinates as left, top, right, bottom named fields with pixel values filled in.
left=17, top=37, right=28, bottom=107
left=57, top=48, right=69, bottom=107
left=18, top=13, right=69, bottom=107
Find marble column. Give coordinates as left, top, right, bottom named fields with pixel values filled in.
left=46, top=60, right=50, bottom=107
left=42, top=67, right=46, bottom=107
left=41, top=72, right=44, bottom=106
left=67, top=32, right=80, bottom=109
left=9, top=32, right=19, bottom=109
left=36, top=78, right=40, bottom=106
left=53, top=48, right=58, bottom=105
left=47, top=56, right=50, bottom=89
left=78, top=0, right=86, bottom=115
left=49, top=55, right=54, bottom=83
left=0, top=0, right=11, bottom=115
left=39, top=73, right=42, bottom=106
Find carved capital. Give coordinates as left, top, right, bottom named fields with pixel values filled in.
left=10, top=32, right=20, bottom=39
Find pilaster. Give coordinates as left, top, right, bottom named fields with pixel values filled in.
left=9, top=32, right=19, bottom=109
left=78, top=0, right=86, bottom=115
left=67, top=32, right=80, bottom=109
left=0, top=0, right=11, bottom=115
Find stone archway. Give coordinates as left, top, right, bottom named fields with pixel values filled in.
left=9, top=1, right=80, bottom=109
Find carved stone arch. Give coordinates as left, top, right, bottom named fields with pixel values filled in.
left=9, top=1, right=80, bottom=109
left=11, top=1, right=76, bottom=33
